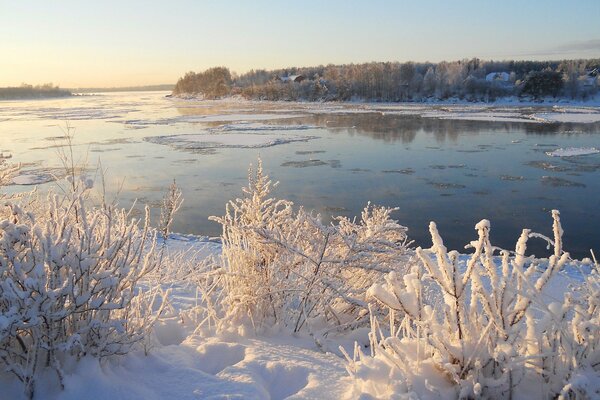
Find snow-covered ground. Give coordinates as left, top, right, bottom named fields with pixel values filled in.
left=2, top=231, right=595, bottom=400
left=7, top=332, right=350, bottom=400
left=1, top=236, right=354, bottom=400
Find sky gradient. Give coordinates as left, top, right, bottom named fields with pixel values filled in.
left=1, top=0, right=599, bottom=87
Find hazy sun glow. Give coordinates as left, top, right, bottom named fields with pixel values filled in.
left=1, top=0, right=599, bottom=87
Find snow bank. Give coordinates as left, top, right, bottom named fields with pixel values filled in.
left=2, top=333, right=350, bottom=400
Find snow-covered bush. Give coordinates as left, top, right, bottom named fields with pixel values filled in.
left=0, top=154, right=19, bottom=193
left=210, top=159, right=411, bottom=335
left=345, top=211, right=600, bottom=399
left=535, top=252, right=600, bottom=399
left=0, top=177, right=165, bottom=399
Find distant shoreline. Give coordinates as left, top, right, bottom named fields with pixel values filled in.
left=171, top=93, right=600, bottom=108
left=0, top=86, right=72, bottom=100
left=68, top=84, right=174, bottom=93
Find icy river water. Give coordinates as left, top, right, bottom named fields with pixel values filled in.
left=1, top=91, right=599, bottom=258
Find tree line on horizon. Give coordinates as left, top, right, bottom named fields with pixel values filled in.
left=0, top=83, right=72, bottom=100
left=172, top=58, right=600, bottom=102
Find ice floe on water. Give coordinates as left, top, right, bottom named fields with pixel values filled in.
left=419, top=109, right=600, bottom=124
left=296, top=102, right=600, bottom=124
left=545, top=147, right=600, bottom=157
left=541, top=176, right=586, bottom=188
left=280, top=159, right=341, bottom=168
left=382, top=168, right=415, bottom=174
left=12, top=174, right=55, bottom=185
left=531, top=112, right=600, bottom=123
left=34, top=107, right=136, bottom=121
left=215, top=122, right=317, bottom=132
left=143, top=121, right=319, bottom=152
left=11, top=169, right=65, bottom=185
left=118, top=113, right=304, bottom=127
left=421, top=110, right=532, bottom=123
left=145, top=132, right=317, bottom=151
left=500, top=175, right=526, bottom=181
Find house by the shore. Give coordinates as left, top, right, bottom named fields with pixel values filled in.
left=279, top=74, right=306, bottom=83
left=485, top=72, right=510, bottom=83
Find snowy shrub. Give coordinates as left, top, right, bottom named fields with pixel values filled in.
left=210, top=159, right=411, bottom=335
left=0, top=177, right=166, bottom=398
left=536, top=252, right=600, bottom=399
left=345, top=211, right=600, bottom=399
left=0, top=154, right=19, bottom=193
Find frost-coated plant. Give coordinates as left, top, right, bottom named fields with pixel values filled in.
left=159, top=180, right=184, bottom=242
left=209, top=158, right=295, bottom=331
left=210, top=159, right=411, bottom=335
left=534, top=250, right=600, bottom=399
left=0, top=175, right=165, bottom=399
left=345, top=211, right=599, bottom=399
left=0, top=154, right=20, bottom=194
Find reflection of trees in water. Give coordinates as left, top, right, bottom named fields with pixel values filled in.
left=172, top=101, right=600, bottom=141
left=308, top=113, right=600, bottom=143
left=306, top=114, right=510, bottom=144
left=523, top=122, right=600, bottom=135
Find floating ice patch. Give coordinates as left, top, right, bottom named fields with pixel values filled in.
left=541, top=176, right=586, bottom=188
left=119, top=113, right=304, bottom=126
left=296, top=150, right=326, bottom=155
left=425, top=180, right=467, bottom=189
left=531, top=112, right=600, bottom=123
left=281, top=159, right=328, bottom=168
left=216, top=122, right=317, bottom=132
left=89, top=138, right=136, bottom=146
left=500, top=175, right=525, bottom=181
left=11, top=168, right=88, bottom=186
left=12, top=171, right=58, bottom=185
left=382, top=168, right=415, bottom=174
left=305, top=104, right=600, bottom=124
left=546, top=147, right=599, bottom=157
left=145, top=132, right=317, bottom=151
left=421, top=110, right=532, bottom=123
left=33, top=106, right=134, bottom=120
